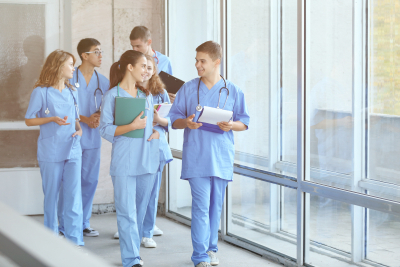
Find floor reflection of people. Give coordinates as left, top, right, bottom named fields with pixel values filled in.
left=0, top=35, right=45, bottom=120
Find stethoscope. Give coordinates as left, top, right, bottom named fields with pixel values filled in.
left=196, top=75, right=229, bottom=112
left=152, top=49, right=159, bottom=65
left=75, top=67, right=103, bottom=112
left=44, top=86, right=80, bottom=120
left=117, top=83, right=150, bottom=110
left=156, top=94, right=165, bottom=104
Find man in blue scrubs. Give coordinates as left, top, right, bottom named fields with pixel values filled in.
left=169, top=41, right=250, bottom=267
left=130, top=25, right=175, bottom=103
left=58, top=38, right=109, bottom=237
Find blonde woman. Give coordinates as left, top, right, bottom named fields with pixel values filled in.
left=25, top=49, right=84, bottom=246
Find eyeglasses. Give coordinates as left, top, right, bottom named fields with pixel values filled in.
left=85, top=50, right=104, bottom=56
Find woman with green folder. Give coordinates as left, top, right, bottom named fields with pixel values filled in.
left=99, top=50, right=160, bottom=267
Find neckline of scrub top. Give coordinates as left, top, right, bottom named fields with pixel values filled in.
left=77, top=68, right=96, bottom=89
left=199, top=77, right=224, bottom=96
left=117, top=83, right=144, bottom=98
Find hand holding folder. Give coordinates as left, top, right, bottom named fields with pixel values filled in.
left=115, top=97, right=146, bottom=138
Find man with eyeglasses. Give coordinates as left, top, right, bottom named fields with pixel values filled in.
left=58, top=38, right=109, bottom=238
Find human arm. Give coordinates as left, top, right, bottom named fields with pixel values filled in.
left=25, top=116, right=70, bottom=126
left=72, top=120, right=82, bottom=137
left=217, top=86, right=250, bottom=132
left=80, top=113, right=100, bottom=128
left=217, top=120, right=247, bottom=132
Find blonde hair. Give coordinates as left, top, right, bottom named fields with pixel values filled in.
left=34, top=49, right=76, bottom=89
left=142, top=54, right=165, bottom=96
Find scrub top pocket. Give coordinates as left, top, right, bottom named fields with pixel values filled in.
left=37, top=135, right=56, bottom=162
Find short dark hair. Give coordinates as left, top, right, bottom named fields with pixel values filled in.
left=77, top=38, right=101, bottom=61
left=196, top=41, right=222, bottom=61
left=129, top=26, right=151, bottom=42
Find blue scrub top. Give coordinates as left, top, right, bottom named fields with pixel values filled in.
left=69, top=69, right=109, bottom=150
left=99, top=86, right=160, bottom=177
left=152, top=89, right=173, bottom=171
left=168, top=78, right=250, bottom=181
left=154, top=51, right=172, bottom=75
left=25, top=86, right=82, bottom=162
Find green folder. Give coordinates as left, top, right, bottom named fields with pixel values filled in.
left=115, top=97, right=146, bottom=138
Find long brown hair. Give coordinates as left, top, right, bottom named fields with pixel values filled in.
left=144, top=54, right=165, bottom=95
left=109, top=50, right=150, bottom=96
left=34, top=49, right=76, bottom=89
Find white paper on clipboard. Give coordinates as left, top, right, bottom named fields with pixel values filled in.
left=197, top=106, right=233, bottom=125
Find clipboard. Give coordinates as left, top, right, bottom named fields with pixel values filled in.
left=159, top=71, right=185, bottom=94
left=196, top=106, right=233, bottom=134
left=115, top=97, right=146, bottom=138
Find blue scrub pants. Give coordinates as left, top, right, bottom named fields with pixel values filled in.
left=58, top=148, right=101, bottom=232
left=39, top=158, right=84, bottom=246
left=112, top=173, right=156, bottom=267
left=142, top=170, right=162, bottom=238
left=188, top=177, right=229, bottom=266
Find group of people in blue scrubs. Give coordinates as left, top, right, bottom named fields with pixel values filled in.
left=25, top=24, right=249, bottom=267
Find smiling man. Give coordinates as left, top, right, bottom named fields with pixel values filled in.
left=58, top=38, right=109, bottom=238
left=168, top=41, right=250, bottom=267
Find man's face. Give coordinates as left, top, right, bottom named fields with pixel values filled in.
left=195, top=51, right=219, bottom=78
left=130, top=38, right=149, bottom=54
left=82, top=45, right=102, bottom=68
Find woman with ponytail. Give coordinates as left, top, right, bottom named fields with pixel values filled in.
left=138, top=55, right=172, bottom=248
left=99, top=50, right=159, bottom=267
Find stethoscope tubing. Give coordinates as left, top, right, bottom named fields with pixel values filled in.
left=197, top=75, right=229, bottom=110
left=75, top=67, right=103, bottom=112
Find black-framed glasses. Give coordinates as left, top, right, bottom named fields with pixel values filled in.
left=85, top=50, right=104, bottom=56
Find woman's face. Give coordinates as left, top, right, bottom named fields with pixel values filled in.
left=143, top=59, right=155, bottom=82
left=61, top=56, right=75, bottom=80
left=129, top=56, right=147, bottom=83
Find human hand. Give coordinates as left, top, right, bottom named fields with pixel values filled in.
left=147, top=129, right=160, bottom=141
left=168, top=93, right=176, bottom=104
left=131, top=111, right=147, bottom=130
left=72, top=128, right=82, bottom=137
left=53, top=116, right=70, bottom=126
left=186, top=114, right=202, bottom=129
left=88, top=113, right=100, bottom=128
left=217, top=121, right=233, bottom=132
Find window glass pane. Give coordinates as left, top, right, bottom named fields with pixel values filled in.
left=308, top=194, right=400, bottom=267
left=227, top=174, right=297, bottom=259
left=306, top=0, right=356, bottom=190
left=368, top=0, right=400, bottom=202
left=227, top=0, right=270, bottom=172
left=309, top=195, right=352, bottom=266
left=168, top=158, right=191, bottom=219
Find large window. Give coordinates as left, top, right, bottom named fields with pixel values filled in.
left=166, top=1, right=400, bottom=266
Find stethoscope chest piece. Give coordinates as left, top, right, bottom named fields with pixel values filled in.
left=196, top=104, right=203, bottom=112
left=75, top=82, right=80, bottom=88
left=45, top=108, right=50, bottom=115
